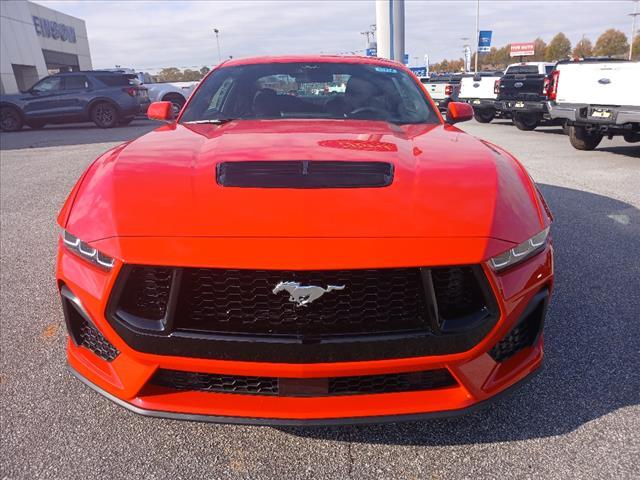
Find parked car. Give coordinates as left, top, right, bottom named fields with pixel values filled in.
left=107, top=68, right=198, bottom=117
left=547, top=58, right=640, bottom=150
left=421, top=73, right=462, bottom=111
left=0, top=71, right=149, bottom=131
left=458, top=71, right=504, bottom=123
left=57, top=55, right=554, bottom=425
left=496, top=62, right=556, bottom=131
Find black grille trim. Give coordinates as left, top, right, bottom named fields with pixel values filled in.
left=149, top=368, right=456, bottom=397
left=107, top=265, right=499, bottom=363
left=61, top=286, right=119, bottom=362
left=216, top=161, right=394, bottom=188
left=489, top=289, right=548, bottom=363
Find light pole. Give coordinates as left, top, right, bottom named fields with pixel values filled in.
left=213, top=28, right=222, bottom=64
left=630, top=1, right=639, bottom=60
left=474, top=0, right=480, bottom=73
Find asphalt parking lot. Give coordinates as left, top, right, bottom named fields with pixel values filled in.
left=1, top=119, right=639, bottom=479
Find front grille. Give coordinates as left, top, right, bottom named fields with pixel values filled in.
left=174, top=267, right=430, bottom=336
left=78, top=319, right=120, bottom=362
left=149, top=368, right=456, bottom=397
left=216, top=161, right=394, bottom=188
left=109, top=265, right=497, bottom=362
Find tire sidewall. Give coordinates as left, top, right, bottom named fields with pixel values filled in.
left=473, top=109, right=495, bottom=123
left=0, top=107, right=24, bottom=132
left=91, top=102, right=119, bottom=128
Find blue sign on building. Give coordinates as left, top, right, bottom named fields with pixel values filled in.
left=478, top=30, right=492, bottom=53
left=409, top=67, right=427, bottom=77
left=366, top=47, right=377, bottom=57
left=32, top=16, right=77, bottom=43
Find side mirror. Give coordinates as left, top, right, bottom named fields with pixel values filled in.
left=446, top=102, right=474, bottom=124
left=147, top=101, right=173, bottom=121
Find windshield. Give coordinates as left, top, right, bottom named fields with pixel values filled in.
left=180, top=62, right=438, bottom=125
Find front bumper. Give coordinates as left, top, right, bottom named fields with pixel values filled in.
left=58, top=238, right=553, bottom=425
left=548, top=102, right=640, bottom=126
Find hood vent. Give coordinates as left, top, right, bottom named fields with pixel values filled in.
left=216, top=161, right=394, bottom=188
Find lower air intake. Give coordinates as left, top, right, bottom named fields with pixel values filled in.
left=149, top=368, right=456, bottom=397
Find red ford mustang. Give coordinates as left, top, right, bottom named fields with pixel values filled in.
left=57, top=55, right=553, bottom=425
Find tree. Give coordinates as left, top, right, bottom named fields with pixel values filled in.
left=531, top=37, right=548, bottom=61
left=594, top=29, right=629, bottom=57
left=572, top=37, right=593, bottom=58
left=182, top=69, right=202, bottom=81
left=157, top=67, right=183, bottom=82
left=632, top=35, right=640, bottom=60
left=200, top=66, right=211, bottom=76
left=545, top=33, right=572, bottom=61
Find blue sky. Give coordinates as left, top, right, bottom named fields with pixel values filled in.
left=36, top=0, right=636, bottom=72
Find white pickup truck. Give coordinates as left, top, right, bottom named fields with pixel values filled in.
left=107, top=69, right=199, bottom=116
left=420, top=74, right=462, bottom=112
left=458, top=71, right=504, bottom=123
left=547, top=59, right=640, bottom=150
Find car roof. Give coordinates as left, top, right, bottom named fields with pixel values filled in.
left=222, top=55, right=406, bottom=68
left=52, top=70, right=128, bottom=76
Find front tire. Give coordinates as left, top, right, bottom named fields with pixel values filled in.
left=473, top=109, right=495, bottom=123
left=512, top=112, right=540, bottom=131
left=568, top=126, right=603, bottom=150
left=91, top=102, right=119, bottom=128
left=0, top=106, right=23, bottom=132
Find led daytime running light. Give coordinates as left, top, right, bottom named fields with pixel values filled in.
left=63, top=231, right=114, bottom=269
left=490, top=228, right=549, bottom=271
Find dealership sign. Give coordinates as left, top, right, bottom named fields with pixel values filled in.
left=32, top=16, right=77, bottom=43
left=478, top=30, right=492, bottom=53
left=510, top=42, right=535, bottom=57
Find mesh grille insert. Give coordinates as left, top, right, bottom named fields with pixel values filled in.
left=149, top=368, right=456, bottom=396
left=78, top=317, right=119, bottom=361
left=174, top=267, right=430, bottom=336
left=119, top=267, right=173, bottom=320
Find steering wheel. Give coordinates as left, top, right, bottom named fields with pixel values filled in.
left=348, top=106, right=388, bottom=118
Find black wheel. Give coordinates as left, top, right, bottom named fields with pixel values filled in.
left=568, top=126, right=603, bottom=151
left=91, top=102, right=119, bottom=128
left=118, top=117, right=134, bottom=126
left=163, top=94, right=185, bottom=118
left=473, top=109, right=495, bottom=123
left=0, top=106, right=23, bottom=132
left=512, top=112, right=540, bottom=131
left=27, top=120, right=47, bottom=130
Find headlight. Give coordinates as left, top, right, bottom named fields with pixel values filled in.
left=62, top=230, right=115, bottom=270
left=489, top=227, right=550, bottom=272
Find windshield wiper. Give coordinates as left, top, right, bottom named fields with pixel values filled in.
left=184, top=118, right=236, bottom=125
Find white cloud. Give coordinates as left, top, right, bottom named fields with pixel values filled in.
left=34, top=0, right=635, bottom=71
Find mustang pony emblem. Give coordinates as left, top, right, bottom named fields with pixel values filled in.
left=273, top=281, right=345, bottom=307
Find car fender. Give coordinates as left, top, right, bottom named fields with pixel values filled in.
left=85, top=96, right=123, bottom=116
left=0, top=101, right=25, bottom=118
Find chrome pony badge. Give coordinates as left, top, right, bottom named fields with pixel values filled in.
left=273, top=281, right=345, bottom=307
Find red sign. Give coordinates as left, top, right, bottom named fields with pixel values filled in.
left=510, top=42, right=535, bottom=57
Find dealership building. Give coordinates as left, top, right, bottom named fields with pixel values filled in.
left=0, top=0, right=92, bottom=94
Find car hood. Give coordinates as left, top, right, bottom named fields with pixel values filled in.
left=65, top=120, right=543, bottom=244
